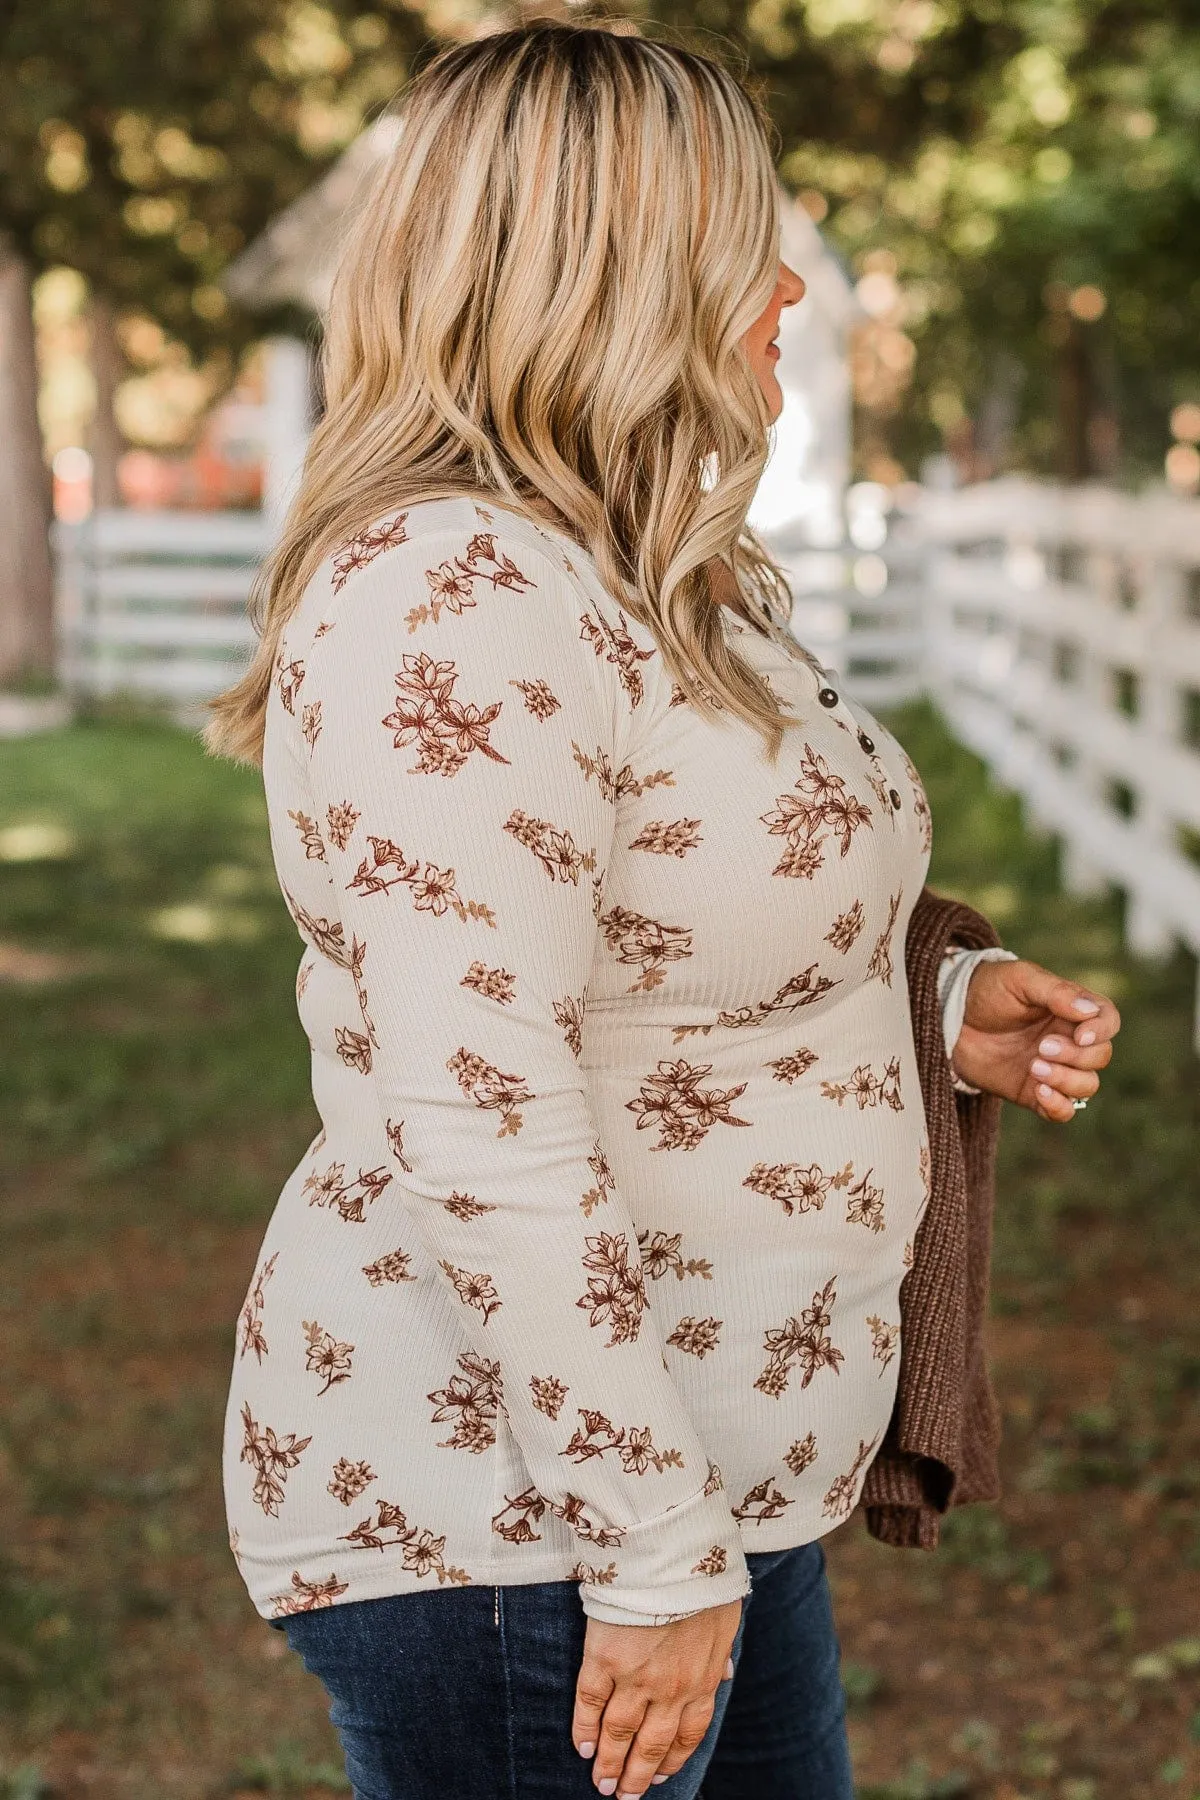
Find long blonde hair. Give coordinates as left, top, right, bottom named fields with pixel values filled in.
left=205, top=20, right=795, bottom=766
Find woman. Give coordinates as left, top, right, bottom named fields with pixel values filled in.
left=206, top=23, right=1119, bottom=1800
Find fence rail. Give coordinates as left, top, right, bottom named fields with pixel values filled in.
left=50, top=486, right=1200, bottom=1041
left=54, top=510, right=268, bottom=708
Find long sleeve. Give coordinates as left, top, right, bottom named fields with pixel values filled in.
left=301, top=519, right=749, bottom=1625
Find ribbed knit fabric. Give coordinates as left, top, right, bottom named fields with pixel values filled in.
left=222, top=496, right=996, bottom=1625
left=859, top=889, right=1006, bottom=1548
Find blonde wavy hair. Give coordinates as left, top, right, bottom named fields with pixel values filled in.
left=205, top=19, right=796, bottom=766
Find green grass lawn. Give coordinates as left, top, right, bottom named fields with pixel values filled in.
left=1, top=703, right=1198, bottom=1800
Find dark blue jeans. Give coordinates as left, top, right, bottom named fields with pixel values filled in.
left=280, top=1542, right=854, bottom=1799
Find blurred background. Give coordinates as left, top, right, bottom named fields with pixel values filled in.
left=2, top=2, right=1199, bottom=1797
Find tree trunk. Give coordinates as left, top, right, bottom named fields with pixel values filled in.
left=0, top=242, right=55, bottom=683
left=88, top=294, right=124, bottom=509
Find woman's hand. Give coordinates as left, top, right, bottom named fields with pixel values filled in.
left=572, top=1600, right=742, bottom=1796
left=950, top=956, right=1120, bottom=1121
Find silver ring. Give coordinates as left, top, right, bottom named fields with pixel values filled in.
left=1072, top=1098, right=1088, bottom=1111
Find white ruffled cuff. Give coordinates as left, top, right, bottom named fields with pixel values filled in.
left=938, top=945, right=1019, bottom=1095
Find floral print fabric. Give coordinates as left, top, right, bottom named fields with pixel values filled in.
left=223, top=496, right=938, bottom=1627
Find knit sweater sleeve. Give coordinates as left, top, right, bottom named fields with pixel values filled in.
left=301, top=517, right=749, bottom=1626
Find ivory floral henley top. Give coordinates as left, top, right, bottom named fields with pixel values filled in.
left=223, top=495, right=977, bottom=1628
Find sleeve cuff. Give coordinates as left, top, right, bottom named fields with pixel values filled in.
left=938, top=945, right=1019, bottom=1095
left=579, top=1484, right=751, bottom=1625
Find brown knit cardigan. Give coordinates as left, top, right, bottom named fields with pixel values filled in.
left=856, top=886, right=1006, bottom=1548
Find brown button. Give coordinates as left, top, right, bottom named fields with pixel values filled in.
left=889, top=787, right=902, bottom=809
left=817, top=686, right=839, bottom=708
left=858, top=730, right=875, bottom=754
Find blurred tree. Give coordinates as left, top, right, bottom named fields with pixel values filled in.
left=642, top=0, right=1200, bottom=485
left=0, top=0, right=433, bottom=681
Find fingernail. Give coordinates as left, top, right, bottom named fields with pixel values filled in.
left=1037, top=1082, right=1053, bottom=1098
left=725, top=1657, right=735, bottom=1679
left=1030, top=1058, right=1053, bottom=1078
left=1077, top=1029, right=1096, bottom=1046
left=579, top=1743, right=596, bottom=1759
left=598, top=1782, right=618, bottom=1796
left=1072, top=996, right=1100, bottom=1014
left=1038, top=1037, right=1062, bottom=1055
left=653, top=1779, right=670, bottom=1787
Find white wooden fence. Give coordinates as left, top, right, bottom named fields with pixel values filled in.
left=53, top=509, right=269, bottom=707
left=903, top=477, right=1200, bottom=1047
left=49, top=487, right=1200, bottom=1041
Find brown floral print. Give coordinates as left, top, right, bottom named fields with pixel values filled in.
left=386, top=1118, right=412, bottom=1171
left=845, top=1168, right=886, bottom=1234
left=572, top=742, right=676, bottom=803
left=638, top=1229, right=713, bottom=1284
left=510, top=677, right=561, bottom=720
left=442, top=1191, right=496, bottom=1220
left=825, top=899, right=865, bottom=953
left=336, top=1026, right=373, bottom=1073
left=578, top=606, right=654, bottom=707
left=240, top=1402, right=312, bottom=1517
left=382, top=652, right=510, bottom=778
left=325, top=801, right=360, bottom=850
left=576, top=1232, right=647, bottom=1346
left=692, top=1547, right=729, bottom=1576
left=742, top=1159, right=854, bottom=1219
left=784, top=1432, right=818, bottom=1477
left=283, top=888, right=353, bottom=969
left=303, top=1319, right=354, bottom=1395
left=269, top=1571, right=350, bottom=1616
left=301, top=700, right=323, bottom=751
left=626, top=1058, right=750, bottom=1152
left=405, top=535, right=533, bottom=631
left=820, top=1058, right=903, bottom=1112
left=918, top=1138, right=931, bottom=1204
left=821, top=1434, right=880, bottom=1520
left=238, top=1251, right=277, bottom=1362
left=340, top=1499, right=470, bottom=1583
left=362, top=1248, right=416, bottom=1286
left=562, top=1409, right=684, bottom=1475
left=628, top=818, right=704, bottom=858
left=901, top=748, right=933, bottom=853
left=554, top=993, right=585, bottom=1058
left=503, top=810, right=595, bottom=885
left=439, top=1261, right=501, bottom=1324
left=296, top=960, right=313, bottom=1000
left=598, top=904, right=693, bottom=994
left=580, top=1140, right=615, bottom=1217
left=461, top=961, right=516, bottom=1005
left=570, top=1560, right=618, bottom=1585
left=767, top=1046, right=819, bottom=1084
left=347, top=835, right=495, bottom=926
left=427, top=1351, right=502, bottom=1453
left=288, top=810, right=327, bottom=861
left=275, top=654, right=305, bottom=715
left=303, top=1160, right=393, bottom=1225
left=668, top=674, right=725, bottom=712
left=673, top=964, right=840, bottom=1043
left=446, top=1046, right=533, bottom=1136
left=704, top=1461, right=724, bottom=1496
left=314, top=619, right=334, bottom=639
left=550, top=1493, right=625, bottom=1549
left=866, top=1314, right=900, bottom=1374
left=666, top=1316, right=723, bottom=1360
left=760, top=743, right=872, bottom=879
left=530, top=1375, right=569, bottom=1421
left=492, top=1486, right=547, bottom=1544
left=328, top=1458, right=376, bottom=1506
left=866, top=889, right=903, bottom=987
left=755, top=1279, right=845, bottom=1398
left=733, top=1477, right=794, bottom=1523
left=331, top=513, right=410, bottom=593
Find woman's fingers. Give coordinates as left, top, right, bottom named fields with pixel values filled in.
left=591, top=1694, right=653, bottom=1795
left=1030, top=1031, right=1113, bottom=1073
left=609, top=1699, right=702, bottom=1796
left=1014, top=963, right=1121, bottom=1046
left=572, top=1665, right=615, bottom=1764
left=650, top=1697, right=720, bottom=1781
